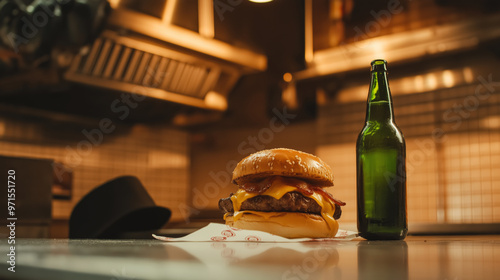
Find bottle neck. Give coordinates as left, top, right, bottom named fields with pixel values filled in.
left=365, top=70, right=395, bottom=123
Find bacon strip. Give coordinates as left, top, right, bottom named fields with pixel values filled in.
left=240, top=177, right=273, bottom=193
left=312, top=187, right=346, bottom=206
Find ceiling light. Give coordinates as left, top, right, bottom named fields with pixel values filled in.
left=249, top=0, right=273, bottom=3
left=283, top=72, right=293, bottom=82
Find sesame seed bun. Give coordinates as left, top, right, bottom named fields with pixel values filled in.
left=232, top=148, right=334, bottom=187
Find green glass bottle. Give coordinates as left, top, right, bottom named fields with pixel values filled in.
left=356, top=59, right=407, bottom=240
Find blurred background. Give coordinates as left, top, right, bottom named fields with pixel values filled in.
left=0, top=0, right=499, bottom=237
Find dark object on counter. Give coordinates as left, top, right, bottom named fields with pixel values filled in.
left=356, top=59, right=408, bottom=240
left=0, top=155, right=53, bottom=238
left=69, top=176, right=171, bottom=239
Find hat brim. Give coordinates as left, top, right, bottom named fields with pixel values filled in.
left=94, top=206, right=172, bottom=239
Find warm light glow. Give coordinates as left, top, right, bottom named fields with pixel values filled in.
left=480, top=116, right=500, bottom=129
left=425, top=73, right=438, bottom=91
left=463, top=67, right=474, bottom=83
left=398, top=77, right=414, bottom=95
left=442, top=70, right=455, bottom=88
left=371, top=42, right=386, bottom=60
left=414, top=75, right=425, bottom=92
left=282, top=82, right=298, bottom=110
left=249, top=0, right=273, bottom=3
left=108, top=0, right=121, bottom=9
left=204, top=91, right=228, bottom=111
left=283, top=72, right=293, bottom=82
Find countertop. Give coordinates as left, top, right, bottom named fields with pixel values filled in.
left=1, top=235, right=499, bottom=280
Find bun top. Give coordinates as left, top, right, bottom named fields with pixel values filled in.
left=232, top=148, right=334, bottom=187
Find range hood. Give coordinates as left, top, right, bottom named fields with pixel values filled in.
left=64, top=1, right=267, bottom=117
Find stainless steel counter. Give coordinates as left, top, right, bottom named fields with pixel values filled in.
left=1, top=235, right=499, bottom=280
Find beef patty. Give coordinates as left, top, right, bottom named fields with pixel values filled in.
left=218, top=191, right=342, bottom=220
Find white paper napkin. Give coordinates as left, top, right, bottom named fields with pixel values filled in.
left=153, top=223, right=358, bottom=242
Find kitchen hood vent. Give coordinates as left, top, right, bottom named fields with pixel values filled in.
left=65, top=30, right=234, bottom=111
left=70, top=37, right=213, bottom=100
left=65, top=2, right=268, bottom=115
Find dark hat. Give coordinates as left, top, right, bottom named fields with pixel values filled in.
left=69, top=176, right=171, bottom=239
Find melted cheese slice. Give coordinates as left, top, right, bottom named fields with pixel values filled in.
left=227, top=177, right=337, bottom=231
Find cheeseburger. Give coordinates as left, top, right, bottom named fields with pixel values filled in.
left=218, top=148, right=345, bottom=238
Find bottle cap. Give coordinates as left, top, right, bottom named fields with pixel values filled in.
left=371, top=59, right=387, bottom=72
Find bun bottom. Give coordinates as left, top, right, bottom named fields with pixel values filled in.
left=225, top=212, right=339, bottom=239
